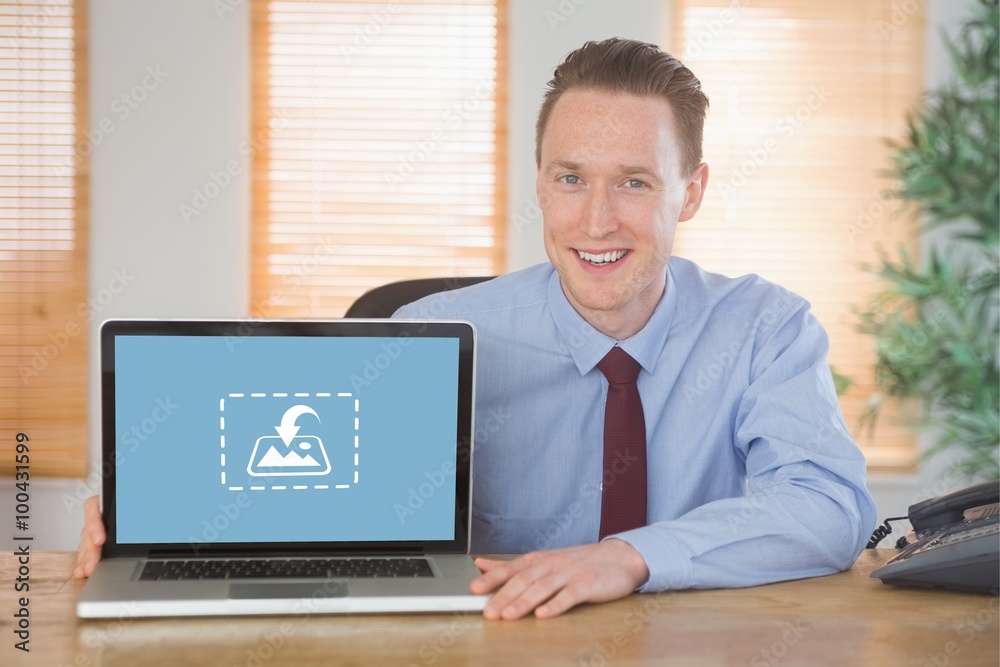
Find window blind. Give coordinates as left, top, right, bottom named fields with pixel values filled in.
left=250, top=0, right=506, bottom=318
left=674, top=0, right=925, bottom=470
left=0, top=0, right=88, bottom=477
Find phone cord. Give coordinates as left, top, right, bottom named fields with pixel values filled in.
left=866, top=516, right=909, bottom=549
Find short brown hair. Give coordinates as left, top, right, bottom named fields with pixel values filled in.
left=535, top=38, right=709, bottom=176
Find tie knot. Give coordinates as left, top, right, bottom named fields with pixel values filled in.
left=597, top=347, right=641, bottom=386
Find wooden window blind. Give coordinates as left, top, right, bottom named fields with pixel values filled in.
left=250, top=0, right=506, bottom=318
left=1, top=0, right=88, bottom=477
left=674, top=1, right=925, bottom=470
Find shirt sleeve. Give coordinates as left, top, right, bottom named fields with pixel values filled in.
left=613, top=299, right=877, bottom=591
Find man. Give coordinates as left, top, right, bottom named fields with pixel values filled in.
left=76, top=38, right=876, bottom=621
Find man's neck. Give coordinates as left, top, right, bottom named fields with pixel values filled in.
left=566, top=283, right=665, bottom=341
left=581, top=310, right=653, bottom=341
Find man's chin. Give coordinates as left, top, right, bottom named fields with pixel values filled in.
left=559, top=270, right=666, bottom=337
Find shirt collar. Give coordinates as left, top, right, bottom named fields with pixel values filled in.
left=547, top=262, right=678, bottom=376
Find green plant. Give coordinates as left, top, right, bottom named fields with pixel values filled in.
left=858, top=0, right=999, bottom=481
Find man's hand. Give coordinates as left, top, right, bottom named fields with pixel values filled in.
left=73, top=495, right=105, bottom=579
left=470, top=538, right=650, bottom=620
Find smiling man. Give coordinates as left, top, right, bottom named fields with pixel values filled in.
left=396, top=38, right=875, bottom=619
left=76, top=38, right=875, bottom=621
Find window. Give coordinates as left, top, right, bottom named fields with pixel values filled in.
left=250, top=0, right=506, bottom=317
left=674, top=0, right=925, bottom=470
left=1, top=0, right=88, bottom=477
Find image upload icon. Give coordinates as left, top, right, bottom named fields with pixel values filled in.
left=248, top=434, right=330, bottom=476
left=221, top=394, right=359, bottom=492
left=247, top=405, right=332, bottom=477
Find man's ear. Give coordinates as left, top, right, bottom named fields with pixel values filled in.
left=678, top=162, right=709, bottom=223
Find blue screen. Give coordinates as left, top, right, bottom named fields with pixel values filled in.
left=113, top=334, right=460, bottom=545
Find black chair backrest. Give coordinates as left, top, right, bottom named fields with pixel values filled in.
left=343, top=276, right=495, bottom=318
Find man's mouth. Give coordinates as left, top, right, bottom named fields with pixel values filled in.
left=576, top=249, right=628, bottom=267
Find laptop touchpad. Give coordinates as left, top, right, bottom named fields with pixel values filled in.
left=228, top=583, right=348, bottom=599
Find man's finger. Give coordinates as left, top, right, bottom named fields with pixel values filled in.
left=496, top=571, right=573, bottom=620
left=471, top=559, right=519, bottom=595
left=74, top=545, right=96, bottom=579
left=83, top=496, right=105, bottom=544
left=76, top=527, right=93, bottom=560
left=471, top=554, right=540, bottom=593
left=479, top=557, right=568, bottom=619
left=481, top=567, right=541, bottom=618
left=534, top=581, right=589, bottom=619
left=75, top=496, right=105, bottom=579
left=74, top=537, right=86, bottom=578
left=472, top=557, right=503, bottom=574
left=74, top=560, right=91, bottom=579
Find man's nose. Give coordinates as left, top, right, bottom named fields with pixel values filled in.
left=582, top=187, right=618, bottom=238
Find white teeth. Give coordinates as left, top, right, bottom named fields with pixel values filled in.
left=577, top=249, right=627, bottom=265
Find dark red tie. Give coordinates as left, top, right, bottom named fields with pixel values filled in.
left=597, top=346, right=647, bottom=540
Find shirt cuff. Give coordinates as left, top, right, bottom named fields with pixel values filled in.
left=604, top=524, right=695, bottom=592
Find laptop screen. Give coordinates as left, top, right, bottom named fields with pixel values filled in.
left=100, top=320, right=475, bottom=556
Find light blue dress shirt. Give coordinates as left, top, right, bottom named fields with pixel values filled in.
left=395, top=257, right=876, bottom=591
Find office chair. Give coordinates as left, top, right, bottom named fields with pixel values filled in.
left=344, top=276, right=495, bottom=318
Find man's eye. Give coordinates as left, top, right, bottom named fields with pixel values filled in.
left=625, top=178, right=646, bottom=188
left=561, top=174, right=580, bottom=185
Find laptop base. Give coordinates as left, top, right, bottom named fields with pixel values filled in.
left=78, top=554, right=488, bottom=618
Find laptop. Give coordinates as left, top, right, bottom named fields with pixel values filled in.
left=77, top=318, right=487, bottom=618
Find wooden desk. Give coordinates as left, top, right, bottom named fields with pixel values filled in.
left=2, top=551, right=997, bottom=666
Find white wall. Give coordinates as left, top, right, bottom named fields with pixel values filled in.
left=2, top=0, right=979, bottom=551
left=3, top=0, right=250, bottom=551
left=87, top=0, right=251, bottom=460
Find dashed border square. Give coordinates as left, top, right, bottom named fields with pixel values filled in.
left=220, top=391, right=359, bottom=492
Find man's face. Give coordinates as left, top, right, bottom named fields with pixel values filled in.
left=537, top=89, right=707, bottom=339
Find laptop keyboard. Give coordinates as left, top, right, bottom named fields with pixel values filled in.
left=139, top=557, right=434, bottom=581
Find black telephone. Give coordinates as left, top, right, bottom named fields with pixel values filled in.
left=870, top=479, right=999, bottom=594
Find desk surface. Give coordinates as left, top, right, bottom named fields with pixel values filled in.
left=2, top=550, right=997, bottom=667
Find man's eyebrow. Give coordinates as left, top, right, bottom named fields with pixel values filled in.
left=544, top=160, right=582, bottom=174
left=618, top=165, right=660, bottom=179
left=542, top=161, right=663, bottom=181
